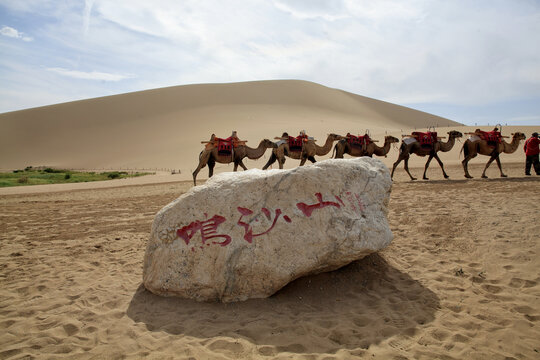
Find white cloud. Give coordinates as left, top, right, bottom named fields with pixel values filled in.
left=83, top=0, right=95, bottom=36
left=1, top=26, right=33, bottom=41
left=47, top=67, right=135, bottom=81
left=0, top=0, right=539, bottom=118
left=273, top=0, right=350, bottom=21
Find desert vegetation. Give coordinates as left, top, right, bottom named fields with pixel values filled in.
left=0, top=167, right=151, bottom=187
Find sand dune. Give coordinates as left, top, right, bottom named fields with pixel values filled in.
left=0, top=80, right=461, bottom=177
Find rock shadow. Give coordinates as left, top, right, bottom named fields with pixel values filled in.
left=127, top=254, right=439, bottom=355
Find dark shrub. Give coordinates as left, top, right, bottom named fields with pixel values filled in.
left=45, top=168, right=63, bottom=173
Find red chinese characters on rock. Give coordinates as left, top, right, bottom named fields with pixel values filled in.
left=344, top=191, right=364, bottom=213
left=173, top=191, right=365, bottom=251
left=296, top=192, right=365, bottom=217
left=237, top=207, right=292, bottom=243
left=296, top=192, right=343, bottom=217
left=176, top=213, right=232, bottom=248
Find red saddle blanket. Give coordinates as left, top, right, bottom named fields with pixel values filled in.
left=347, top=133, right=371, bottom=147
left=288, top=135, right=307, bottom=151
left=215, top=137, right=233, bottom=154
left=412, top=131, right=437, bottom=146
left=476, top=130, right=502, bottom=144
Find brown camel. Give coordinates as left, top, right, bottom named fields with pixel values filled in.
left=192, top=139, right=277, bottom=185
left=461, top=132, right=526, bottom=179
left=333, top=135, right=399, bottom=158
left=391, top=130, right=463, bottom=180
left=262, top=133, right=343, bottom=169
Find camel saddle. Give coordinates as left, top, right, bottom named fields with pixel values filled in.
left=288, top=135, right=308, bottom=152
left=215, top=137, right=234, bottom=155
left=346, top=133, right=371, bottom=148
left=411, top=131, right=437, bottom=149
left=476, top=130, right=502, bottom=146
left=204, top=136, right=246, bottom=154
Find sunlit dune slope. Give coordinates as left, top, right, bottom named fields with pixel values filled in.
left=0, top=80, right=460, bottom=175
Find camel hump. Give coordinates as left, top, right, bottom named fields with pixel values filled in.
left=403, top=137, right=417, bottom=146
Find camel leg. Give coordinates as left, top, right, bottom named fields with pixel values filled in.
left=237, top=160, right=248, bottom=171
left=192, top=163, right=205, bottom=186
left=462, top=157, right=472, bottom=179
left=308, top=156, right=316, bottom=163
left=278, top=156, right=286, bottom=169
left=299, top=156, right=308, bottom=166
left=423, top=154, right=434, bottom=180
left=462, top=153, right=476, bottom=179
left=495, top=156, right=507, bottom=177
left=433, top=153, right=449, bottom=179
left=208, top=159, right=215, bottom=178
left=233, top=162, right=239, bottom=171
left=262, top=152, right=277, bottom=170
left=192, top=165, right=203, bottom=186
left=192, top=151, right=210, bottom=185
left=391, top=156, right=404, bottom=179
left=481, top=154, right=498, bottom=178
left=334, top=144, right=344, bottom=159
left=404, top=156, right=416, bottom=181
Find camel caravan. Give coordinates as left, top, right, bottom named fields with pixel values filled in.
left=192, top=128, right=527, bottom=185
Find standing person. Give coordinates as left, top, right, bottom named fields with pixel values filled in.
left=524, top=132, right=540, bottom=176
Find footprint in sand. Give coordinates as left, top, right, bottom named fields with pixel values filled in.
left=257, top=346, right=276, bottom=356
left=481, top=284, right=502, bottom=294
left=207, top=339, right=247, bottom=356
left=63, top=323, right=79, bottom=336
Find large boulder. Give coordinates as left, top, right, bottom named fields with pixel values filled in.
left=143, top=157, right=393, bottom=302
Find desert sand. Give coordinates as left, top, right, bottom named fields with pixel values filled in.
left=1, top=162, right=539, bottom=359
left=1, top=80, right=539, bottom=359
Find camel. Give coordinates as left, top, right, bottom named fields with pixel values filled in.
left=262, top=133, right=343, bottom=169
left=391, top=130, right=463, bottom=180
left=192, top=139, right=277, bottom=185
left=461, top=132, right=526, bottom=179
left=333, top=135, right=399, bottom=158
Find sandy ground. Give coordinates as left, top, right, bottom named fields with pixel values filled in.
left=1, top=162, right=539, bottom=359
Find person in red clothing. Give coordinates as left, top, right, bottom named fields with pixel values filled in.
left=524, top=132, right=540, bottom=175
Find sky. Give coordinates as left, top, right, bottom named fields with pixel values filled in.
left=1, top=0, right=539, bottom=126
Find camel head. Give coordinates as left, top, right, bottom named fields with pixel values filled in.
left=447, top=130, right=463, bottom=139
left=385, top=135, right=400, bottom=144
left=261, top=138, right=278, bottom=148
left=328, top=133, right=345, bottom=141
left=511, top=132, right=526, bottom=141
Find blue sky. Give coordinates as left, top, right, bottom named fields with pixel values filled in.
left=1, top=0, right=539, bottom=126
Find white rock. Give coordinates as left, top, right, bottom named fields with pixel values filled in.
left=143, top=157, right=393, bottom=302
